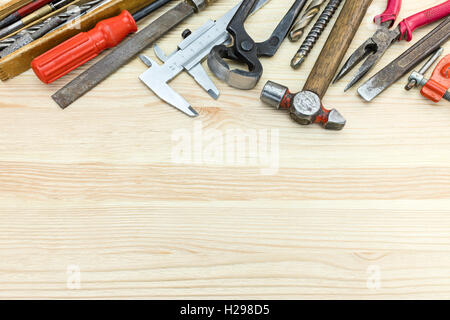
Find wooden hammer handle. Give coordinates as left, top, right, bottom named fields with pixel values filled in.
left=303, top=0, right=373, bottom=97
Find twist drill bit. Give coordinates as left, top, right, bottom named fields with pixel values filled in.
left=0, top=0, right=106, bottom=58
left=0, top=0, right=77, bottom=40
left=0, top=0, right=54, bottom=30
left=289, top=0, right=325, bottom=42
left=0, top=8, right=67, bottom=51
left=0, top=31, right=28, bottom=50
left=290, top=0, right=342, bottom=69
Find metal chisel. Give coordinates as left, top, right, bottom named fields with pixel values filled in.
left=357, top=16, right=450, bottom=102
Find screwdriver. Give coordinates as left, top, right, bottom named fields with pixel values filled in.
left=32, top=0, right=172, bottom=84
left=0, top=0, right=54, bottom=30
left=0, top=0, right=76, bottom=40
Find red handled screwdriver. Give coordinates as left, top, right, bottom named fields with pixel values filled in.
left=32, top=0, right=172, bottom=84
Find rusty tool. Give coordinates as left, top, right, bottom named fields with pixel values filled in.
left=289, top=0, right=326, bottom=42
left=407, top=51, right=450, bottom=103
left=405, top=47, right=443, bottom=91
left=334, top=0, right=450, bottom=91
left=52, top=0, right=217, bottom=109
left=260, top=0, right=373, bottom=130
left=207, top=0, right=307, bottom=90
left=32, top=0, right=172, bottom=84
left=290, top=0, right=342, bottom=69
left=358, top=17, right=450, bottom=102
left=138, top=0, right=268, bottom=117
left=0, top=0, right=108, bottom=51
left=0, top=0, right=76, bottom=39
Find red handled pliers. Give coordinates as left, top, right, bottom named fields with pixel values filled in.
left=333, top=0, right=450, bottom=91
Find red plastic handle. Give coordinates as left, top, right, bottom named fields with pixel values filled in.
left=399, top=0, right=450, bottom=41
left=421, top=54, right=450, bottom=103
left=17, top=0, right=53, bottom=17
left=374, top=0, right=402, bottom=27
left=32, top=10, right=137, bottom=84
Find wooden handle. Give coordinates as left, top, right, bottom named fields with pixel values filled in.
left=303, top=0, right=373, bottom=98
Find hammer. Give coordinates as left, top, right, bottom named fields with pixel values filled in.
left=260, top=0, right=373, bottom=130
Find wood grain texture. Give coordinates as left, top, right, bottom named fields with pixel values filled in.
left=0, top=0, right=449, bottom=299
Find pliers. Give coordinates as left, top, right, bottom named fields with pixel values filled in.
left=207, top=0, right=307, bottom=90
left=333, top=0, right=450, bottom=91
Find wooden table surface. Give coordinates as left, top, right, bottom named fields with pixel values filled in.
left=0, top=0, right=449, bottom=299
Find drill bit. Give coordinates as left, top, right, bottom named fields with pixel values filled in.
left=0, top=0, right=77, bottom=40
left=290, top=0, right=342, bottom=69
left=0, top=30, right=29, bottom=50
left=0, top=0, right=54, bottom=30
left=0, top=0, right=106, bottom=58
left=289, top=0, right=325, bottom=42
left=0, top=3, right=73, bottom=51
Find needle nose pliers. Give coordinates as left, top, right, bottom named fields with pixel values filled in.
left=333, top=0, right=450, bottom=91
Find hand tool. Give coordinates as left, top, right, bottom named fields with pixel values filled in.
left=0, top=0, right=54, bottom=30
left=290, top=0, right=342, bottom=69
left=405, top=47, right=443, bottom=90
left=0, top=0, right=109, bottom=58
left=138, top=0, right=268, bottom=117
left=207, top=0, right=307, bottom=90
left=0, top=0, right=112, bottom=51
left=288, top=0, right=325, bottom=42
left=260, top=0, right=373, bottom=130
left=32, top=0, right=172, bottom=84
left=358, top=17, right=450, bottom=102
left=407, top=51, right=450, bottom=103
left=0, top=0, right=76, bottom=40
left=52, top=0, right=217, bottom=109
left=334, top=0, right=450, bottom=91
left=0, top=30, right=33, bottom=51
left=0, top=3, right=80, bottom=51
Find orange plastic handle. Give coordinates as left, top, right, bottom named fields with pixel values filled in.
left=421, top=54, right=450, bottom=103
left=32, top=10, right=137, bottom=84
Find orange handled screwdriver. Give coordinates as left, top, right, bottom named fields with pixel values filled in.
left=32, top=0, right=172, bottom=84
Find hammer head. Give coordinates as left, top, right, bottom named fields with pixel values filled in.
left=260, top=81, right=346, bottom=130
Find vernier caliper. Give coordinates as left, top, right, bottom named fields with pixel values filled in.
left=138, top=0, right=269, bottom=117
